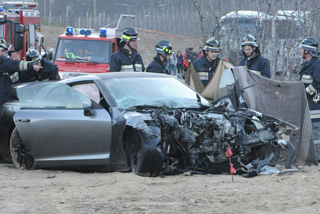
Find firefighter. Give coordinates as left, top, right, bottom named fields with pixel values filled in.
left=299, top=36, right=320, bottom=161
left=20, top=49, right=61, bottom=82
left=0, top=39, right=42, bottom=109
left=192, top=37, right=222, bottom=87
left=146, top=40, right=172, bottom=74
left=110, top=27, right=145, bottom=72
left=238, top=34, right=271, bottom=78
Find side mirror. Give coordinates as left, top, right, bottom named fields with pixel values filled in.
left=0, top=14, right=7, bottom=23
left=83, top=102, right=93, bottom=116
left=14, top=23, right=24, bottom=34
left=14, top=34, right=23, bottom=50
left=46, top=49, right=53, bottom=60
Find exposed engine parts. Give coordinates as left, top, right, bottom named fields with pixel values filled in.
left=131, top=104, right=296, bottom=176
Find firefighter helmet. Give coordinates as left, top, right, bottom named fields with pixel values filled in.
left=25, top=49, right=42, bottom=65
left=120, top=27, right=139, bottom=43
left=300, top=37, right=319, bottom=57
left=203, top=37, right=221, bottom=52
left=155, top=40, right=172, bottom=55
left=0, top=38, right=8, bottom=50
left=242, top=34, right=258, bottom=47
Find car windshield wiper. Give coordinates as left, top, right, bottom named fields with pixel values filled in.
left=128, top=104, right=168, bottom=109
left=74, top=57, right=98, bottom=64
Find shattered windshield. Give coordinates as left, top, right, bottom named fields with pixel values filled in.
left=103, top=77, right=210, bottom=109
left=55, top=39, right=110, bottom=63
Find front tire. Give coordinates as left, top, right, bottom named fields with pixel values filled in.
left=130, top=126, right=163, bottom=177
left=10, top=127, right=36, bottom=170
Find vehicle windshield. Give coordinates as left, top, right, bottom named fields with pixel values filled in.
left=103, top=77, right=210, bottom=109
left=55, top=39, right=110, bottom=63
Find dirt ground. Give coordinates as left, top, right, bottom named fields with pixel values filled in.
left=0, top=162, right=319, bottom=214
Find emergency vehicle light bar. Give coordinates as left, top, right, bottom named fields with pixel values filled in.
left=66, top=27, right=73, bottom=35
left=0, top=2, right=38, bottom=10
left=100, top=28, right=107, bottom=37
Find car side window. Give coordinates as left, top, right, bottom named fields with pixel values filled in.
left=71, top=83, right=110, bottom=111
left=17, top=82, right=92, bottom=109
left=72, top=83, right=101, bottom=103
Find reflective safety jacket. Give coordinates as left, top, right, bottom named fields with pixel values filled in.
left=110, top=48, right=145, bottom=72
left=66, top=52, right=75, bottom=59
left=238, top=52, right=271, bottom=78
left=0, top=56, right=34, bottom=109
left=146, top=55, right=169, bottom=74
left=192, top=55, right=220, bottom=87
left=19, top=59, right=61, bottom=82
left=300, top=57, right=320, bottom=121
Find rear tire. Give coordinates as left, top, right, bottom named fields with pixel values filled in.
left=10, top=127, right=36, bottom=170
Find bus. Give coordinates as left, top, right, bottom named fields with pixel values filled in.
left=218, top=10, right=313, bottom=79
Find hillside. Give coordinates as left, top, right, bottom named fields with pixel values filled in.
left=41, top=25, right=203, bottom=65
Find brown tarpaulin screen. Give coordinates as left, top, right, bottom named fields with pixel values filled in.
left=233, top=66, right=318, bottom=165
left=185, top=59, right=234, bottom=100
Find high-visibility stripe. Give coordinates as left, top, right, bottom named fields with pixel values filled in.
left=310, top=110, right=320, bottom=114
left=122, top=35, right=130, bottom=40
left=66, top=52, right=75, bottom=59
left=197, top=72, right=209, bottom=80
left=311, top=114, right=320, bottom=119
left=10, top=72, right=19, bottom=83
left=306, top=84, right=317, bottom=95
left=121, top=64, right=134, bottom=72
left=134, top=64, right=143, bottom=72
left=302, top=79, right=313, bottom=84
left=302, top=75, right=313, bottom=83
left=302, top=74, right=313, bottom=80
left=197, top=72, right=208, bottom=76
left=249, top=69, right=261, bottom=75
left=310, top=110, right=320, bottom=119
left=121, top=64, right=134, bottom=69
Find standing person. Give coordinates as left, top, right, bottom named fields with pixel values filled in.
left=146, top=40, right=172, bottom=74
left=299, top=37, right=320, bottom=161
left=176, top=50, right=184, bottom=74
left=192, top=37, right=222, bottom=87
left=238, top=34, right=271, bottom=78
left=183, top=48, right=188, bottom=61
left=169, top=51, right=177, bottom=76
left=185, top=37, right=233, bottom=100
left=110, top=27, right=145, bottom=72
left=20, top=49, right=60, bottom=82
left=0, top=38, right=42, bottom=109
left=197, top=46, right=203, bottom=59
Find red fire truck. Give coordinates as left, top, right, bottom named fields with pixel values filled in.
left=0, top=1, right=44, bottom=60
left=54, top=14, right=135, bottom=79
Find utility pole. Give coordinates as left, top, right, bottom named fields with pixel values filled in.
left=271, top=0, right=276, bottom=78
left=93, top=0, right=97, bottom=29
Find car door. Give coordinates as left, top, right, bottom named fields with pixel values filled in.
left=14, top=82, right=112, bottom=167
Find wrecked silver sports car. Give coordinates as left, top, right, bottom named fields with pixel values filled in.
left=0, top=72, right=297, bottom=176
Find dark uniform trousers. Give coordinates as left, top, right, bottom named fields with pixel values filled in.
left=300, top=57, right=320, bottom=161
left=238, top=52, right=271, bottom=78
left=110, top=48, right=145, bottom=72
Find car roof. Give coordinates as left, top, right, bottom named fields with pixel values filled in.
left=66, top=72, right=173, bottom=82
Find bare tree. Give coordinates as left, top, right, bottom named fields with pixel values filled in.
left=191, top=0, right=206, bottom=44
